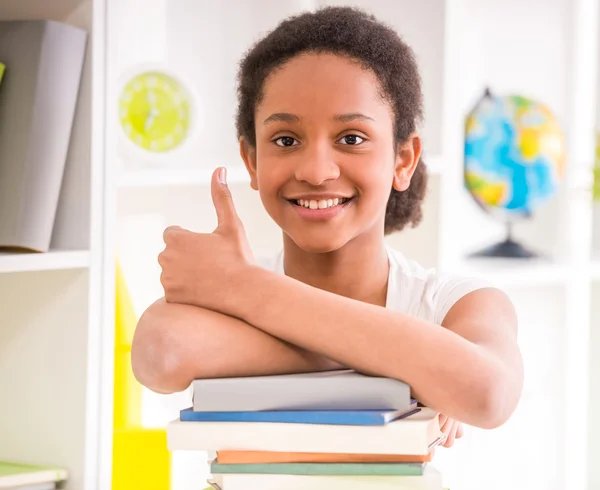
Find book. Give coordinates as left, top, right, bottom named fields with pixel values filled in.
left=167, top=407, right=444, bottom=455
left=0, top=20, right=87, bottom=252
left=0, top=461, right=67, bottom=489
left=207, top=465, right=443, bottom=490
left=210, top=461, right=427, bottom=476
left=215, top=450, right=433, bottom=464
left=179, top=405, right=420, bottom=426
left=192, top=369, right=412, bottom=412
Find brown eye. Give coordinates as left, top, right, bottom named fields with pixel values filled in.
left=275, top=136, right=298, bottom=147
left=338, top=134, right=364, bottom=145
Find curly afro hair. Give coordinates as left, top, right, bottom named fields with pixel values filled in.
left=235, top=6, right=428, bottom=235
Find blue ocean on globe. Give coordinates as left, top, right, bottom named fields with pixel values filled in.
left=464, top=92, right=565, bottom=220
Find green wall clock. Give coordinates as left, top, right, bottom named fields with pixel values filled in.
left=119, top=70, right=192, bottom=153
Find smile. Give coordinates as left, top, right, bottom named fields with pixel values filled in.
left=286, top=196, right=355, bottom=221
left=293, top=197, right=352, bottom=209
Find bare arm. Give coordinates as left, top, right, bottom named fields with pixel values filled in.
left=131, top=298, right=343, bottom=394
left=229, top=267, right=523, bottom=429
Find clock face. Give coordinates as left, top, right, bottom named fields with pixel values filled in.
left=119, top=71, right=191, bottom=153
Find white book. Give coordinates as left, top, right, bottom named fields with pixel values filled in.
left=167, top=408, right=443, bottom=456
left=0, top=20, right=87, bottom=252
left=208, top=465, right=443, bottom=490
left=192, top=369, right=412, bottom=412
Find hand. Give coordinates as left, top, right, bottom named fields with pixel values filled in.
left=158, top=167, right=254, bottom=311
left=438, top=414, right=464, bottom=448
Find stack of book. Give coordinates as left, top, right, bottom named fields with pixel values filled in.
left=166, top=370, right=447, bottom=489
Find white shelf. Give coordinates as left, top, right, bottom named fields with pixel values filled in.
left=118, top=154, right=446, bottom=189
left=424, top=154, right=445, bottom=176
left=446, top=258, right=572, bottom=287
left=118, top=165, right=250, bottom=188
left=0, top=249, right=90, bottom=274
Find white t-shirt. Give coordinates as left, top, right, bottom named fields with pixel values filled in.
left=257, top=245, right=493, bottom=326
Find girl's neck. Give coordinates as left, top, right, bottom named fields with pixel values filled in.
left=281, top=232, right=390, bottom=307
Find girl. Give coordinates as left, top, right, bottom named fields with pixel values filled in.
left=131, top=6, right=523, bottom=447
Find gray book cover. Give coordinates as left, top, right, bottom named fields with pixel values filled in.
left=192, top=369, right=412, bottom=412
left=0, top=20, right=87, bottom=252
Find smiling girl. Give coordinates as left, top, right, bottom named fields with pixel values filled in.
left=131, top=6, right=523, bottom=446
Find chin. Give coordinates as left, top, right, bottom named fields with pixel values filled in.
left=288, top=232, right=351, bottom=255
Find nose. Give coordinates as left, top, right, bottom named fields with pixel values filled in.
left=294, top=140, right=340, bottom=186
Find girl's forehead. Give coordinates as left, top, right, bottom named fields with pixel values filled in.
left=265, top=52, right=375, bottom=89
left=258, top=53, right=387, bottom=116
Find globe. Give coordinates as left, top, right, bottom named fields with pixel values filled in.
left=463, top=88, right=565, bottom=258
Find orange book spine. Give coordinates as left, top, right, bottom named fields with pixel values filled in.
left=216, top=450, right=432, bottom=464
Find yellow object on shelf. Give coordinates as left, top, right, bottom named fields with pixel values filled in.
left=112, top=261, right=171, bottom=490
left=113, top=262, right=141, bottom=428
left=113, top=428, right=170, bottom=490
left=594, top=132, right=600, bottom=201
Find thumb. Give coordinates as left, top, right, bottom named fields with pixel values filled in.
left=211, top=167, right=241, bottom=233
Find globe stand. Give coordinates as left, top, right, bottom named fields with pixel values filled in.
left=468, top=222, right=539, bottom=259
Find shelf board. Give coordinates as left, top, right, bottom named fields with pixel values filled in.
left=446, top=258, right=571, bottom=287
left=118, top=166, right=250, bottom=189
left=118, top=155, right=445, bottom=190
left=0, top=249, right=90, bottom=273
left=424, top=154, right=444, bottom=176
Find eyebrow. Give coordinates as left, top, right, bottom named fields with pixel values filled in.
left=263, top=113, right=299, bottom=124
left=333, top=112, right=376, bottom=123
left=263, top=112, right=375, bottom=125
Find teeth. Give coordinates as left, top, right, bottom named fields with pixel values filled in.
left=296, top=198, right=348, bottom=209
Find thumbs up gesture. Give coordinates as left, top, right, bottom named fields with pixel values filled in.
left=158, top=167, right=255, bottom=311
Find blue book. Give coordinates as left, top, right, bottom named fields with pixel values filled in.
left=179, top=405, right=420, bottom=426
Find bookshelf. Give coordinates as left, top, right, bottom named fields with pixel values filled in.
left=117, top=155, right=446, bottom=190
left=0, top=250, right=91, bottom=274
left=3, top=1, right=600, bottom=490
left=0, top=1, right=107, bottom=490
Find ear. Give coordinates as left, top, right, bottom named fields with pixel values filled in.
left=393, top=134, right=422, bottom=192
left=239, top=136, right=259, bottom=191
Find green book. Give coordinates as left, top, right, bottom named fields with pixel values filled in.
left=0, top=461, right=67, bottom=488
left=210, top=461, right=426, bottom=476
left=0, top=62, right=5, bottom=83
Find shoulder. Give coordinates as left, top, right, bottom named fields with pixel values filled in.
left=386, top=246, right=494, bottom=325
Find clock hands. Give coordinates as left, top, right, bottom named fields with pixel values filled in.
left=145, top=89, right=159, bottom=132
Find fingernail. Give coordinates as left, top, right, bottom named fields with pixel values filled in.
left=219, top=167, right=227, bottom=185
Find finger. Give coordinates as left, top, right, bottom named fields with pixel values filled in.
left=163, top=225, right=182, bottom=243
left=447, top=422, right=458, bottom=447
left=456, top=422, right=464, bottom=439
left=211, top=167, right=241, bottom=233
left=438, top=414, right=448, bottom=428
left=443, top=421, right=457, bottom=448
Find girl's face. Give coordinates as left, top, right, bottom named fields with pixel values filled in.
left=241, top=52, right=420, bottom=253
